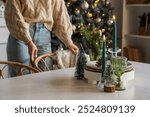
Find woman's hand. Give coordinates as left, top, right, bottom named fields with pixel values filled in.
left=27, top=40, right=38, bottom=62
left=68, top=43, right=79, bottom=55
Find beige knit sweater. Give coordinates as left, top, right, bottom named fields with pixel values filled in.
left=5, top=0, right=73, bottom=46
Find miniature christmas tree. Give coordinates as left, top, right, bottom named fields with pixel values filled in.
left=103, top=63, right=116, bottom=92
left=104, top=64, right=116, bottom=85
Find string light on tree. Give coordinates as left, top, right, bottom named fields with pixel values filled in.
left=74, top=8, right=80, bottom=15
left=106, top=1, right=110, bottom=5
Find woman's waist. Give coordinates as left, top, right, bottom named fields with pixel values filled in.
left=29, top=22, right=53, bottom=31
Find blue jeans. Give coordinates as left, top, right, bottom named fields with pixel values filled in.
left=7, top=23, right=52, bottom=77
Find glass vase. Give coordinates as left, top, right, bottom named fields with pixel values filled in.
left=89, top=48, right=102, bottom=61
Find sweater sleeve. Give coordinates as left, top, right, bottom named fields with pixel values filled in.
left=4, top=0, right=31, bottom=44
left=53, top=0, right=73, bottom=47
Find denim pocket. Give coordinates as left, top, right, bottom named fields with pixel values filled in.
left=34, top=24, right=51, bottom=46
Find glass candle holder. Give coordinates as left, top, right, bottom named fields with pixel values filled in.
left=108, top=48, right=121, bottom=57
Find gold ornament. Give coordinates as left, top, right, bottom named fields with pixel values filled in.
left=86, top=12, right=92, bottom=18
left=95, top=17, right=101, bottom=23
left=93, top=0, right=99, bottom=8
left=95, top=0, right=100, bottom=4
left=93, top=3, right=97, bottom=8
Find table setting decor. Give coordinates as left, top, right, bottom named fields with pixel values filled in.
left=84, top=16, right=135, bottom=92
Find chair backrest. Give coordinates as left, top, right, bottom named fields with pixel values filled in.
left=0, top=61, right=40, bottom=79
left=33, top=50, right=78, bottom=72
left=33, top=52, right=56, bottom=72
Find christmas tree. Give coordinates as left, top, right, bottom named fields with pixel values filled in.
left=52, top=0, right=114, bottom=60
left=65, top=0, right=114, bottom=58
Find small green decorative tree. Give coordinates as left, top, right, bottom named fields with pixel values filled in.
left=103, top=63, right=117, bottom=92
left=104, top=63, right=116, bottom=86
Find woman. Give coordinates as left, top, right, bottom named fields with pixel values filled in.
left=5, top=0, right=78, bottom=77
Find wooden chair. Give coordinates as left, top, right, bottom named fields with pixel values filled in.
left=0, top=61, right=40, bottom=79
left=33, top=50, right=78, bottom=72
left=33, top=53, right=56, bottom=72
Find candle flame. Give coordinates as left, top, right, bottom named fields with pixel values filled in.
left=103, top=35, right=106, bottom=41
left=112, top=15, right=116, bottom=20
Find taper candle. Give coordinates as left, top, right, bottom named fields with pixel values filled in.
left=112, top=16, right=117, bottom=52
left=102, top=35, right=106, bottom=83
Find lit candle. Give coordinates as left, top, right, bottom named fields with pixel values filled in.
left=102, top=35, right=106, bottom=83
left=112, top=16, right=117, bottom=52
